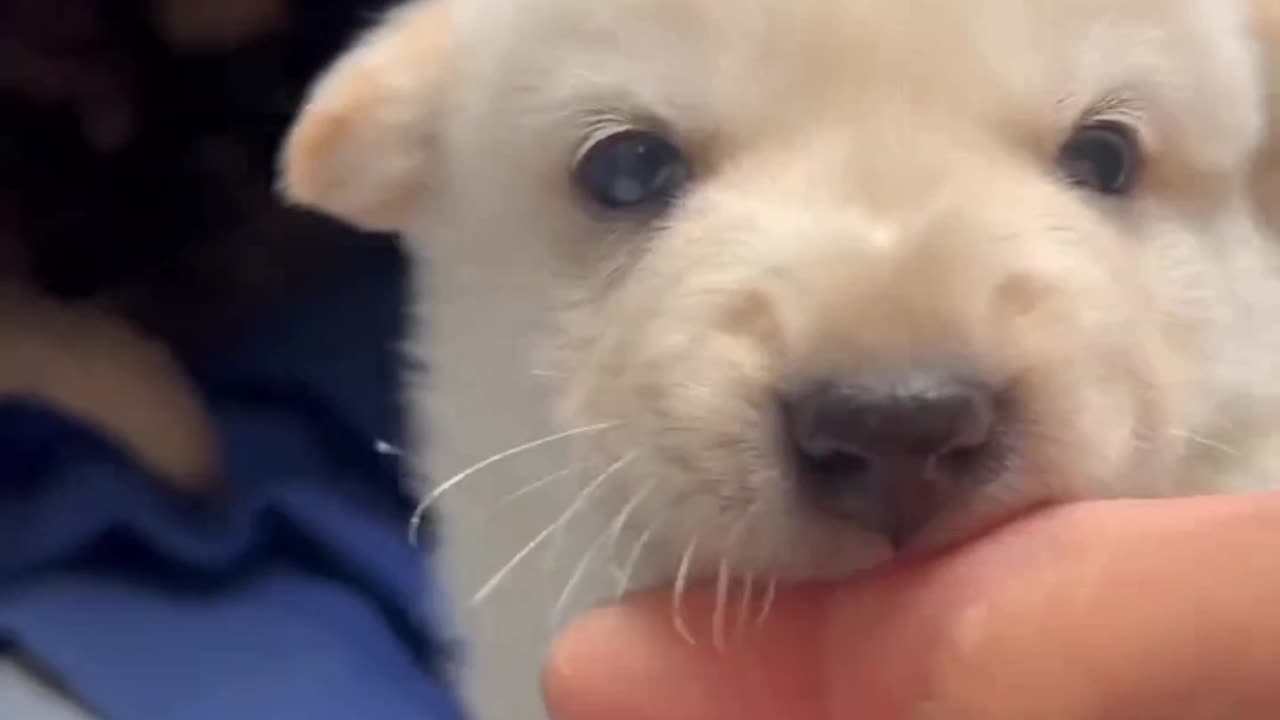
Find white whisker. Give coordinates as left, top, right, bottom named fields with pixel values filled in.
left=606, top=478, right=658, bottom=561
left=672, top=537, right=700, bottom=645
left=552, top=476, right=656, bottom=626
left=544, top=465, right=629, bottom=572
left=470, top=451, right=635, bottom=606
left=714, top=506, right=757, bottom=650
left=544, top=462, right=643, bottom=573
left=501, top=465, right=580, bottom=505
left=736, top=572, right=756, bottom=642
left=614, top=515, right=662, bottom=599
left=1170, top=429, right=1239, bottom=457
left=408, top=421, right=618, bottom=543
left=712, top=557, right=731, bottom=651
left=551, top=522, right=615, bottom=627
left=755, top=575, right=778, bottom=629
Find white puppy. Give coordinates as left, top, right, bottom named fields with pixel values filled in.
left=284, top=0, right=1280, bottom=598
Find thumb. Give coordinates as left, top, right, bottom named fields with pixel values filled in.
left=544, top=493, right=1280, bottom=720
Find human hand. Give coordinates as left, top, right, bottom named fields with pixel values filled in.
left=544, top=493, right=1280, bottom=720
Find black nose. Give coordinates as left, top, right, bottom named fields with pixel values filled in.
left=783, top=377, right=1003, bottom=547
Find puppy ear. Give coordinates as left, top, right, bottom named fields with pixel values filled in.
left=280, top=1, right=452, bottom=232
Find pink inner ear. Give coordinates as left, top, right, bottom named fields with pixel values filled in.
left=281, top=0, right=451, bottom=232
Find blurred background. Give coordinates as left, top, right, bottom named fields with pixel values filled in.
left=0, top=1, right=602, bottom=718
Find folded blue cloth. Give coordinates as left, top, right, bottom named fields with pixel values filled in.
left=0, top=242, right=466, bottom=720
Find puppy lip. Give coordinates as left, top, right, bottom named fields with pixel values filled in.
left=896, top=483, right=1050, bottom=563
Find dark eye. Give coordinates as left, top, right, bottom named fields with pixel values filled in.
left=574, top=129, right=690, bottom=211
left=1057, top=122, right=1142, bottom=196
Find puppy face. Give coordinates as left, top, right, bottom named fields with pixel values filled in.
left=285, top=0, right=1280, bottom=583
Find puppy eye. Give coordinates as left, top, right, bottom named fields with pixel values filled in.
left=1057, top=122, right=1142, bottom=196
left=574, top=130, right=690, bottom=211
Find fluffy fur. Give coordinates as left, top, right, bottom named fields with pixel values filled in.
left=286, top=0, right=1280, bottom=586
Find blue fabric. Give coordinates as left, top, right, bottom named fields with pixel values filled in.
left=0, top=243, right=467, bottom=720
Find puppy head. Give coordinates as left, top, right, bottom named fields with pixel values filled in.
left=284, top=0, right=1280, bottom=583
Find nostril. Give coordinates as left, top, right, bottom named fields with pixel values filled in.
left=934, top=442, right=989, bottom=482
left=783, top=378, right=996, bottom=462
left=781, top=375, right=1007, bottom=543
left=793, top=446, right=876, bottom=518
left=797, top=446, right=872, bottom=481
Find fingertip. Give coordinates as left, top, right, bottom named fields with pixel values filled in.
left=543, top=589, right=831, bottom=720
left=545, top=492, right=1280, bottom=719
left=543, top=599, right=723, bottom=720
left=542, top=604, right=649, bottom=720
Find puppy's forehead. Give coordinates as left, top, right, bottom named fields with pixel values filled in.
left=464, top=0, right=1257, bottom=150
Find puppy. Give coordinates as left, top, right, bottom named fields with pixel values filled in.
left=285, top=0, right=1280, bottom=593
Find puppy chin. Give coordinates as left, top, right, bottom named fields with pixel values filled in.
left=777, top=487, right=1033, bottom=579
left=902, top=493, right=1047, bottom=562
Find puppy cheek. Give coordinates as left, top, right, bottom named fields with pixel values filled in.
left=1010, top=301, right=1183, bottom=501
left=980, top=271, right=1141, bottom=497
left=654, top=326, right=778, bottom=470
left=559, top=288, right=776, bottom=478
left=643, top=307, right=784, bottom=497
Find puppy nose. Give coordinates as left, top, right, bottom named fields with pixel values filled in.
left=783, top=377, right=1002, bottom=546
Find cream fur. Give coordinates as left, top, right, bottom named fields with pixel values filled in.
left=285, top=0, right=1280, bottom=586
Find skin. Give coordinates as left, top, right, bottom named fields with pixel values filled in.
left=544, top=492, right=1280, bottom=720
